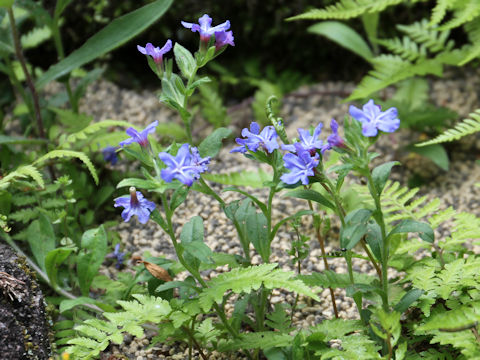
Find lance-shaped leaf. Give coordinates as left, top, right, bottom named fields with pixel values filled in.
left=388, top=219, right=434, bottom=243
left=340, top=209, right=372, bottom=250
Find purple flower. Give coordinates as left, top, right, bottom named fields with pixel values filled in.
left=158, top=144, right=210, bottom=186
left=137, top=40, right=172, bottom=64
left=119, top=121, right=158, bottom=148
left=349, top=99, right=400, bottom=137
left=114, top=187, right=156, bottom=224
left=282, top=123, right=327, bottom=155
left=230, top=122, right=279, bottom=154
left=280, top=143, right=319, bottom=185
left=215, top=30, right=234, bottom=50
left=102, top=146, right=119, bottom=165
left=326, top=118, right=344, bottom=150
left=181, top=14, right=230, bottom=42
left=106, top=244, right=125, bottom=269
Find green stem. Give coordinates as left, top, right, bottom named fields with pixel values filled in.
left=7, top=8, right=46, bottom=140
left=181, top=65, right=200, bottom=144
left=182, top=324, right=208, bottom=360
left=365, top=171, right=389, bottom=310
left=160, top=193, right=253, bottom=360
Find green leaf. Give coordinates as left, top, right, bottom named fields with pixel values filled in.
left=394, top=288, right=423, bottom=313
left=35, top=0, right=173, bottom=88
left=198, top=127, right=232, bottom=158
left=223, top=186, right=267, bottom=214
left=173, top=43, right=196, bottom=78
left=308, top=21, right=373, bottom=62
left=77, top=226, right=108, bottom=296
left=180, top=216, right=204, bottom=244
left=365, top=221, right=382, bottom=261
left=203, top=169, right=272, bottom=188
left=246, top=212, right=270, bottom=262
left=388, top=219, right=434, bottom=243
left=285, top=189, right=335, bottom=210
left=271, top=210, right=314, bottom=239
left=340, top=209, right=372, bottom=250
left=116, top=178, right=160, bottom=190
left=372, top=161, right=400, bottom=196
left=0, top=0, right=14, bottom=7
left=408, top=144, right=449, bottom=171
left=59, top=296, right=100, bottom=313
left=45, top=248, right=73, bottom=289
left=27, top=214, right=56, bottom=271
left=182, top=241, right=214, bottom=264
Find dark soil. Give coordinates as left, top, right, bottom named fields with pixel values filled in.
left=0, top=242, right=51, bottom=360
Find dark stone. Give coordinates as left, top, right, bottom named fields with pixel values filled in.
left=0, top=242, right=51, bottom=359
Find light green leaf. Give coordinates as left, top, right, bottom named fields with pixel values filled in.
left=35, top=0, right=173, bottom=88
left=409, top=144, right=449, bottom=171
left=45, top=248, right=73, bottom=289
left=388, top=219, right=434, bottom=243
left=27, top=214, right=55, bottom=271
left=286, top=189, right=335, bottom=211
left=198, top=127, right=232, bottom=158
left=173, top=43, right=196, bottom=78
left=308, top=21, right=373, bottom=62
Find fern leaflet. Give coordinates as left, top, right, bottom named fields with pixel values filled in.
left=61, top=119, right=131, bottom=147
left=33, top=150, right=99, bottom=185
left=198, top=264, right=319, bottom=311
left=417, top=109, right=480, bottom=146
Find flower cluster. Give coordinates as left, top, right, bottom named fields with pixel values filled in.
left=231, top=100, right=399, bottom=185
left=159, top=143, right=211, bottom=187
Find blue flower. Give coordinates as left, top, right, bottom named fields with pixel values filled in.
left=323, top=118, right=344, bottom=152
left=102, top=146, right=119, bottom=165
left=230, top=122, right=279, bottom=154
left=137, top=40, right=172, bottom=64
left=349, top=100, right=400, bottom=137
left=158, top=144, right=210, bottom=186
left=280, top=143, right=319, bottom=185
left=106, top=244, right=125, bottom=269
left=282, top=123, right=327, bottom=155
left=119, top=120, right=158, bottom=148
left=215, top=30, right=234, bottom=50
left=114, top=187, right=156, bottom=224
left=182, top=14, right=231, bottom=42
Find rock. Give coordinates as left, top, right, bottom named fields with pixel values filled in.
left=0, top=242, right=51, bottom=359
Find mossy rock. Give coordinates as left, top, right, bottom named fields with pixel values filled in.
left=0, top=242, right=51, bottom=359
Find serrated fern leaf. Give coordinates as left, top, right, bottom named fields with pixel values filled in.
left=438, top=0, right=480, bottom=30
left=430, top=0, right=451, bottom=25
left=34, top=150, right=98, bottom=185
left=460, top=19, right=480, bottom=65
left=417, top=109, right=480, bottom=146
left=299, top=270, right=376, bottom=289
left=397, top=19, right=453, bottom=53
left=199, top=264, right=319, bottom=311
left=315, top=333, right=382, bottom=359
left=417, top=301, right=480, bottom=334
left=376, top=37, right=427, bottom=61
left=0, top=165, right=44, bottom=190
left=9, top=208, right=40, bottom=224
left=62, top=119, right=131, bottom=147
left=21, top=25, right=51, bottom=49
left=429, top=330, right=480, bottom=359
left=12, top=195, right=37, bottom=206
left=288, top=0, right=403, bottom=21
left=203, top=169, right=272, bottom=188
left=219, top=332, right=292, bottom=351
left=66, top=295, right=171, bottom=360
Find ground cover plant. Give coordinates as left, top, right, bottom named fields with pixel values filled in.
left=60, top=14, right=480, bottom=360
left=0, top=2, right=480, bottom=360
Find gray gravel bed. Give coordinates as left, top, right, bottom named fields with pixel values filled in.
left=75, top=69, right=480, bottom=359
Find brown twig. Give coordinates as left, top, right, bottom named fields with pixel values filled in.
left=360, top=239, right=382, bottom=280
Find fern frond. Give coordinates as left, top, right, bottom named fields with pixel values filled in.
left=0, top=165, right=44, bottom=190
left=299, top=270, right=376, bottom=289
left=61, top=119, right=131, bottom=148
left=66, top=295, right=171, bottom=360
left=417, top=109, right=480, bottom=146
left=397, top=20, right=453, bottom=53
left=21, top=25, right=51, bottom=49
left=34, top=150, right=99, bottom=185
left=287, top=0, right=403, bottom=21
left=460, top=19, right=480, bottom=65
left=429, top=330, right=480, bottom=359
left=376, top=37, right=427, bottom=61
left=439, top=0, right=480, bottom=30
left=198, top=264, right=319, bottom=312
left=12, top=195, right=37, bottom=206
left=9, top=208, right=39, bottom=224
left=430, top=0, right=451, bottom=25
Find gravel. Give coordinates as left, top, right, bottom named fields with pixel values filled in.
left=75, top=68, right=480, bottom=359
